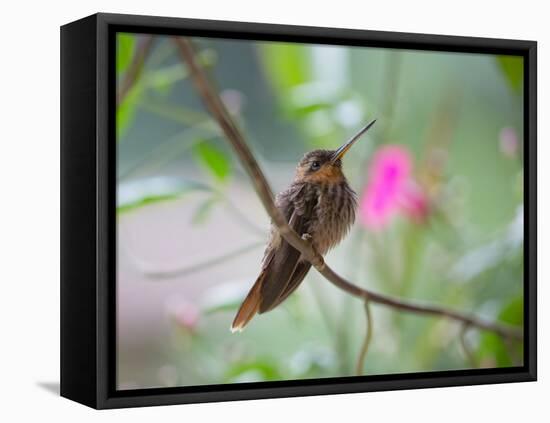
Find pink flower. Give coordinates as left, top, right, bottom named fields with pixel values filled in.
left=167, top=299, right=200, bottom=332
left=359, top=145, right=429, bottom=230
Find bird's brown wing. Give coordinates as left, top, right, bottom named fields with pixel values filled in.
left=232, top=185, right=313, bottom=331
left=258, top=198, right=314, bottom=313
left=231, top=216, right=306, bottom=330
left=259, top=261, right=312, bottom=313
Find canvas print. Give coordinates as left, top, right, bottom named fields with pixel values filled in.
left=116, top=33, right=524, bottom=390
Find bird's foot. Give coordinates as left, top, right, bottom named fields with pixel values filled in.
left=301, top=233, right=325, bottom=269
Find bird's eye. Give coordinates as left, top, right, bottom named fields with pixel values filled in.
left=310, top=161, right=321, bottom=171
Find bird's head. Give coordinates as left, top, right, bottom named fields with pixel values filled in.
left=295, top=120, right=376, bottom=184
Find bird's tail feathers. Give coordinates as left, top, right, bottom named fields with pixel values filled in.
left=231, top=272, right=264, bottom=332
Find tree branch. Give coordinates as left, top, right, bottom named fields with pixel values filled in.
left=173, top=36, right=523, bottom=342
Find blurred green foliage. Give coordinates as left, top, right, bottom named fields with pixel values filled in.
left=259, top=44, right=312, bottom=114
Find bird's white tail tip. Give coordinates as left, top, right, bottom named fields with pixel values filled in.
left=230, top=324, right=243, bottom=333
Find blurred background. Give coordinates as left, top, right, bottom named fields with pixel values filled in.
left=116, top=33, right=524, bottom=390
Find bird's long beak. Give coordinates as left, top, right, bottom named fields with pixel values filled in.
left=331, top=119, right=377, bottom=163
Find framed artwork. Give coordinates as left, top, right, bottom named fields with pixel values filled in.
left=60, top=13, right=537, bottom=409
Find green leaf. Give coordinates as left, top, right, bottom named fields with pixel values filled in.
left=117, top=34, right=135, bottom=76
left=499, top=296, right=524, bottom=326
left=497, top=56, right=523, bottom=93
left=225, top=360, right=282, bottom=383
left=117, top=82, right=142, bottom=140
left=477, top=332, right=510, bottom=367
left=191, top=197, right=220, bottom=225
left=148, top=64, right=186, bottom=95
left=147, top=50, right=218, bottom=95
left=117, top=178, right=211, bottom=214
left=117, top=192, right=182, bottom=214
left=193, top=140, right=232, bottom=182
left=290, top=101, right=332, bottom=118
left=476, top=296, right=523, bottom=367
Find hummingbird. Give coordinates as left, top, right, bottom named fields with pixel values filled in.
left=231, top=120, right=376, bottom=332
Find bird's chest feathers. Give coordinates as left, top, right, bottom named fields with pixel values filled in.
left=301, top=183, right=357, bottom=254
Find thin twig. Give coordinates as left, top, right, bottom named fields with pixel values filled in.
left=222, top=197, right=267, bottom=237
left=118, top=35, right=155, bottom=106
left=173, top=36, right=523, bottom=342
left=356, top=299, right=373, bottom=375
left=117, top=126, right=206, bottom=181
left=460, top=324, right=478, bottom=368
left=133, top=241, right=264, bottom=280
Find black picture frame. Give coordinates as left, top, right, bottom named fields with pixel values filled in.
left=60, top=12, right=537, bottom=409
